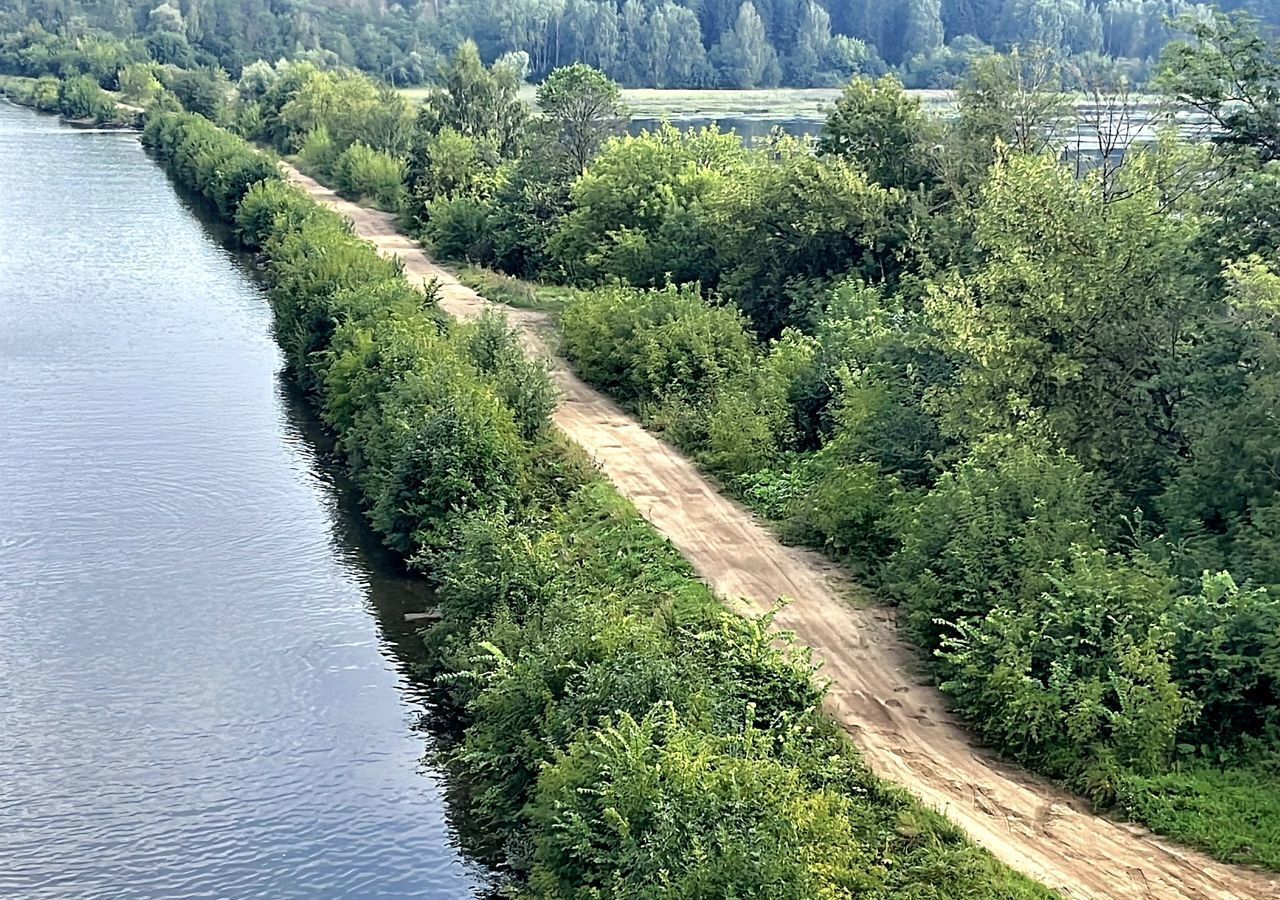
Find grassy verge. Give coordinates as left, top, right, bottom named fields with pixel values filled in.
left=454, top=264, right=579, bottom=315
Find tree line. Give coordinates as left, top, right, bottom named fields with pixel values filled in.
left=6, top=0, right=1280, bottom=88
left=136, top=107, right=1056, bottom=899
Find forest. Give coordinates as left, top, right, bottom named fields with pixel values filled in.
left=5, top=1, right=1280, bottom=891
left=6, top=0, right=1280, bottom=87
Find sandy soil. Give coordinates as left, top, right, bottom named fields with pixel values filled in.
left=283, top=164, right=1278, bottom=900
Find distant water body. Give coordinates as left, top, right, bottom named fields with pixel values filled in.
left=0, top=101, right=488, bottom=899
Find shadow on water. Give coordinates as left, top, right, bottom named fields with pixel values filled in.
left=163, top=171, right=513, bottom=897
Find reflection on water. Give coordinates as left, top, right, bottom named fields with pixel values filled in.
left=0, top=101, right=487, bottom=899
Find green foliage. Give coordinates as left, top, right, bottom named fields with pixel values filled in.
left=818, top=75, right=939, bottom=191
left=708, top=1, right=781, bottom=88
left=167, top=66, right=227, bottom=122
left=416, top=41, right=526, bottom=158
left=296, top=126, right=339, bottom=179
left=437, top=477, right=1053, bottom=899
left=526, top=710, right=873, bottom=898
left=561, top=282, right=755, bottom=415
left=56, top=73, right=116, bottom=121
left=1166, top=572, right=1280, bottom=747
left=331, top=142, right=405, bottom=211
left=925, top=149, right=1204, bottom=503
left=406, top=126, right=501, bottom=232
left=939, top=548, right=1188, bottom=801
left=885, top=429, right=1100, bottom=649
left=534, top=63, right=627, bottom=176
left=141, top=111, right=277, bottom=219
left=422, top=195, right=496, bottom=263
left=549, top=123, right=748, bottom=285
left=1158, top=12, right=1280, bottom=163
left=709, top=138, right=898, bottom=335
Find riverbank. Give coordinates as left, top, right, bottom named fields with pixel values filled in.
left=0, top=75, right=139, bottom=128
left=0, top=101, right=483, bottom=899
left=138, top=109, right=1070, bottom=898
left=281, top=164, right=1279, bottom=900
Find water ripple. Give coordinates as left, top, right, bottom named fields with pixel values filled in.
left=0, top=103, right=487, bottom=899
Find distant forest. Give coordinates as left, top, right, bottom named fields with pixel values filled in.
left=4, top=0, right=1280, bottom=87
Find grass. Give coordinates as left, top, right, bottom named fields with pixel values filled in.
left=454, top=264, right=580, bottom=315
left=1116, top=759, right=1280, bottom=870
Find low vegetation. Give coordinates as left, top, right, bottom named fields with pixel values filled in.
left=117, top=14, right=1280, bottom=869
left=140, top=109, right=1056, bottom=898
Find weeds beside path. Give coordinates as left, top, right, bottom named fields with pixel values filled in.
left=280, top=162, right=1277, bottom=900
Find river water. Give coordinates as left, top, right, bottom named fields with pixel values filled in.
left=0, top=102, right=486, bottom=898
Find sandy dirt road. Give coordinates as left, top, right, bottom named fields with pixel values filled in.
left=283, top=165, right=1278, bottom=900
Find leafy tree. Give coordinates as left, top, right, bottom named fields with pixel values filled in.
left=1158, top=12, right=1280, bottom=163
left=818, top=75, right=939, bottom=191
left=710, top=137, right=898, bottom=335
left=708, top=1, right=781, bottom=88
left=417, top=40, right=527, bottom=158
left=903, top=0, right=944, bottom=60
left=535, top=63, right=626, bottom=176
left=785, top=1, right=833, bottom=85
left=168, top=66, right=228, bottom=122
left=956, top=48, right=1070, bottom=163
left=549, top=123, right=748, bottom=285
left=925, top=149, right=1204, bottom=502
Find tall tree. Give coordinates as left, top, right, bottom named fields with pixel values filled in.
left=536, top=63, right=627, bottom=174
left=785, top=1, right=832, bottom=84
left=418, top=40, right=527, bottom=157
left=1158, top=12, right=1280, bottom=162
left=903, top=0, right=944, bottom=60
left=709, top=1, right=781, bottom=88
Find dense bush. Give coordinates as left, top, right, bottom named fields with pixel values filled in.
left=142, top=111, right=277, bottom=219
left=940, top=548, right=1188, bottom=801
left=561, top=282, right=755, bottom=411
left=884, top=430, right=1101, bottom=648
left=548, top=124, right=747, bottom=285
left=56, top=73, right=116, bottom=121
left=331, top=141, right=405, bottom=211
left=422, top=195, right=495, bottom=263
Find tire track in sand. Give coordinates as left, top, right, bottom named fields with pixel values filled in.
left=283, top=164, right=1277, bottom=900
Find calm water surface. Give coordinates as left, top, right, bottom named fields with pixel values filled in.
left=0, top=102, right=486, bottom=898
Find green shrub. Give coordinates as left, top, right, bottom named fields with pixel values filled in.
left=235, top=179, right=319, bottom=249
left=561, top=283, right=755, bottom=412
left=423, top=195, right=496, bottom=263
left=526, top=710, right=876, bottom=900
left=57, top=74, right=116, bottom=122
left=884, top=429, right=1101, bottom=649
left=296, top=125, right=339, bottom=179
left=1166, top=572, right=1280, bottom=747
left=939, top=548, right=1188, bottom=801
left=332, top=141, right=406, bottom=211
left=142, top=111, right=278, bottom=219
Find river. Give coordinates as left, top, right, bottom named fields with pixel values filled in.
left=0, top=102, right=487, bottom=898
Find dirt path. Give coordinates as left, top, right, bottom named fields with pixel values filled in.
left=283, top=165, right=1277, bottom=900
